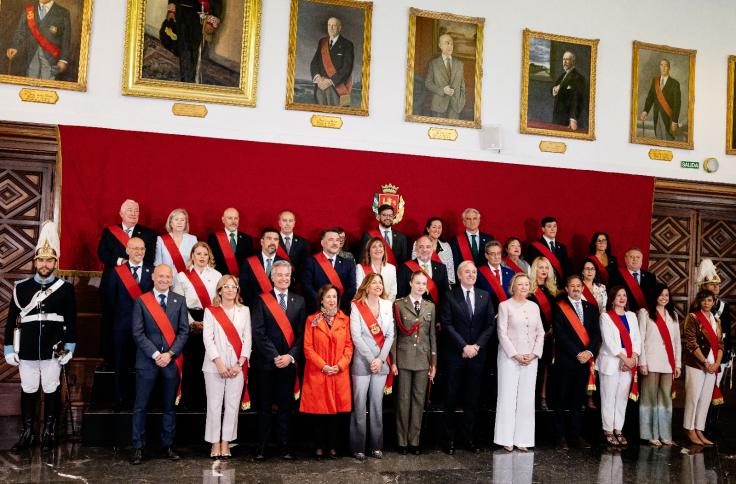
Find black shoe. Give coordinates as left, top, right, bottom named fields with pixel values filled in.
left=131, top=448, right=143, bottom=465
left=12, top=391, right=39, bottom=452
left=556, top=437, right=569, bottom=450
left=410, top=446, right=421, bottom=455
left=255, top=447, right=267, bottom=461
left=445, top=441, right=455, bottom=455
left=165, top=447, right=180, bottom=460
left=467, top=440, right=481, bottom=454
left=328, top=449, right=338, bottom=460
left=398, top=446, right=408, bottom=455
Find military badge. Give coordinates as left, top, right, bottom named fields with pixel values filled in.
left=49, top=25, right=58, bottom=35
left=370, top=323, right=381, bottom=335
left=372, top=183, right=405, bottom=223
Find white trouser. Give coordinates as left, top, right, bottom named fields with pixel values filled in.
left=203, top=371, right=244, bottom=443
left=19, top=359, right=61, bottom=393
left=494, top=350, right=538, bottom=447
left=599, top=370, right=632, bottom=432
left=683, top=366, right=715, bottom=431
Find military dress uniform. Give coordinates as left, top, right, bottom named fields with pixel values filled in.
left=391, top=296, right=437, bottom=450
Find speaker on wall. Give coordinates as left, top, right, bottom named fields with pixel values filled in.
left=480, top=124, right=503, bottom=151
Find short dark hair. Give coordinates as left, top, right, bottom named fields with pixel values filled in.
left=423, top=217, right=444, bottom=238
left=316, top=283, right=341, bottom=307
left=320, top=227, right=340, bottom=240
left=541, top=216, right=557, bottom=227
left=377, top=204, right=394, bottom=214
left=606, top=285, right=629, bottom=311
left=261, top=226, right=279, bottom=238
left=588, top=232, right=611, bottom=256
left=334, top=226, right=345, bottom=234
left=690, top=289, right=716, bottom=313
left=484, top=240, right=502, bottom=253
left=566, top=275, right=583, bottom=286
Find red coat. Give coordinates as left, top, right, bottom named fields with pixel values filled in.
left=299, top=310, right=353, bottom=414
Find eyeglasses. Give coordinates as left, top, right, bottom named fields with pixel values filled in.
left=222, top=285, right=239, bottom=290
left=583, top=267, right=595, bottom=271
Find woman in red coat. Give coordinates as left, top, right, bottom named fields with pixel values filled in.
left=300, top=284, right=354, bottom=459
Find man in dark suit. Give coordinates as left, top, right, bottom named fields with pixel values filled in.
left=302, top=228, right=356, bottom=313
left=105, top=237, right=154, bottom=411
left=166, top=0, right=222, bottom=83
left=239, top=228, right=286, bottom=306
left=475, top=240, right=515, bottom=311
left=277, top=210, right=310, bottom=278
left=97, top=199, right=157, bottom=369
left=551, top=51, right=586, bottom=131
left=6, top=0, right=70, bottom=80
left=449, top=208, right=494, bottom=271
left=207, top=207, right=253, bottom=276
left=552, top=276, right=601, bottom=449
left=640, top=58, right=682, bottom=141
left=250, top=261, right=306, bottom=460
left=130, top=264, right=189, bottom=465
left=358, top=204, right=409, bottom=266
left=310, top=16, right=354, bottom=106
left=609, top=247, right=657, bottom=312
left=525, top=216, right=571, bottom=290
left=397, top=235, right=449, bottom=305
left=440, top=261, right=496, bottom=454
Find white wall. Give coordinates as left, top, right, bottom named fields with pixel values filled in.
left=1, top=0, right=735, bottom=184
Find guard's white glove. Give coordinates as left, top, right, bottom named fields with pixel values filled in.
left=58, top=352, right=73, bottom=366
left=5, top=352, right=19, bottom=366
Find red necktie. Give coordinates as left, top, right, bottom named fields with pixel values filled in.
left=493, top=268, right=500, bottom=283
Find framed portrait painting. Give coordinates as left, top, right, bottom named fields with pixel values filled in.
left=285, top=0, right=372, bottom=116
left=519, top=29, right=598, bottom=140
left=405, top=8, right=484, bottom=128
left=0, top=0, right=93, bottom=91
left=122, top=0, right=261, bottom=106
left=630, top=41, right=695, bottom=150
left=726, top=55, right=736, bottom=154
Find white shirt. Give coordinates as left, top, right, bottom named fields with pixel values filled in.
left=660, top=75, right=669, bottom=87
left=225, top=228, right=238, bottom=240
left=322, top=251, right=337, bottom=266
left=274, top=289, right=289, bottom=308
left=628, top=268, right=642, bottom=284
left=488, top=263, right=503, bottom=283
left=261, top=252, right=275, bottom=267
left=416, top=258, right=433, bottom=278
left=356, top=263, right=397, bottom=302
left=176, top=266, right=222, bottom=322
left=442, top=54, right=452, bottom=64
left=116, top=224, right=137, bottom=265
left=280, top=232, right=293, bottom=243
left=409, top=295, right=423, bottom=308
left=379, top=226, right=393, bottom=243
left=150, top=288, right=170, bottom=359
left=542, top=235, right=556, bottom=248
left=329, top=34, right=340, bottom=46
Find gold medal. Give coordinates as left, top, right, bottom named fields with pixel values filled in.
left=370, top=323, right=380, bottom=335
left=49, top=26, right=58, bottom=35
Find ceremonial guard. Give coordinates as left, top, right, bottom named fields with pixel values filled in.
left=5, top=221, right=76, bottom=451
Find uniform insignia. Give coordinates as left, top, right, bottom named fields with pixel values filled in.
left=370, top=323, right=381, bottom=335
left=372, top=183, right=406, bottom=223
left=49, top=25, right=58, bottom=35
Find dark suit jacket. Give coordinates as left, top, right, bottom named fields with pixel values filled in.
left=131, top=291, right=189, bottom=370
left=250, top=290, right=306, bottom=370
left=97, top=224, right=157, bottom=297
left=475, top=264, right=515, bottom=310
left=449, top=231, right=494, bottom=271
left=11, top=1, right=71, bottom=72
left=238, top=253, right=287, bottom=306
left=440, top=286, right=496, bottom=357
left=525, top=238, right=571, bottom=289
left=608, top=267, right=657, bottom=312
left=106, top=263, right=154, bottom=332
left=207, top=230, right=253, bottom=275
left=310, top=35, right=354, bottom=88
left=279, top=233, right=310, bottom=277
left=552, top=67, right=586, bottom=125
left=302, top=254, right=356, bottom=313
left=358, top=229, right=409, bottom=266
left=553, top=297, right=601, bottom=370
left=643, top=76, right=682, bottom=129
left=396, top=259, right=450, bottom=304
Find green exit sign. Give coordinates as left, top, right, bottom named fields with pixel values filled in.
left=681, top=160, right=699, bottom=169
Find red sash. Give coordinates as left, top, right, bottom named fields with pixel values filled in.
left=431, top=251, right=442, bottom=264
left=108, top=225, right=130, bottom=249
left=276, top=244, right=291, bottom=262
left=209, top=306, right=251, bottom=409
left=404, top=260, right=440, bottom=303
left=260, top=293, right=300, bottom=399
left=531, top=241, right=564, bottom=279
left=654, top=311, right=678, bottom=398
left=607, top=310, right=638, bottom=401
left=534, top=288, right=552, bottom=324
left=588, top=256, right=609, bottom=285
left=215, top=232, right=240, bottom=276
left=394, top=303, right=420, bottom=336
left=25, top=5, right=61, bottom=58
left=368, top=229, right=397, bottom=266
left=653, top=78, right=674, bottom=119
left=582, top=284, right=596, bottom=308
left=559, top=302, right=596, bottom=391
left=320, top=37, right=352, bottom=96
left=360, top=263, right=375, bottom=276
left=503, top=258, right=523, bottom=274
left=246, top=256, right=273, bottom=294
left=160, top=233, right=187, bottom=273
left=140, top=292, right=184, bottom=403
left=455, top=234, right=475, bottom=262
left=478, top=265, right=508, bottom=303
left=184, top=269, right=212, bottom=309
left=693, top=311, right=724, bottom=405
left=114, top=264, right=143, bottom=300
left=314, top=253, right=344, bottom=295
left=355, top=300, right=392, bottom=394
left=617, top=267, right=647, bottom=309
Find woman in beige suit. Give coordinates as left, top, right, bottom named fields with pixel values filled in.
left=494, top=273, right=545, bottom=451
left=202, top=275, right=251, bottom=458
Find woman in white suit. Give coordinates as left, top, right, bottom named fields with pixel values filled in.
left=349, top=272, right=395, bottom=460
left=202, top=275, right=251, bottom=459
left=356, top=237, right=397, bottom=302
left=597, top=286, right=641, bottom=447
left=155, top=208, right=197, bottom=291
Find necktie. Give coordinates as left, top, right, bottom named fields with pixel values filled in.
left=285, top=237, right=292, bottom=254
left=329, top=39, right=334, bottom=49
left=549, top=240, right=555, bottom=251
left=131, top=266, right=139, bottom=282
left=574, top=301, right=583, bottom=321
left=125, top=227, right=132, bottom=237
left=384, top=230, right=391, bottom=247
left=493, top=268, right=500, bottom=283
left=39, top=4, right=46, bottom=19
left=633, top=272, right=640, bottom=284
left=229, top=232, right=237, bottom=251
left=279, top=292, right=287, bottom=311
left=158, top=293, right=167, bottom=310
left=471, top=235, right=478, bottom=257
left=465, top=290, right=473, bottom=319
left=328, top=258, right=334, bottom=267
left=414, top=300, right=421, bottom=313
left=422, top=262, right=429, bottom=273
left=265, top=258, right=273, bottom=276
left=445, top=57, right=452, bottom=79
left=660, top=77, right=665, bottom=88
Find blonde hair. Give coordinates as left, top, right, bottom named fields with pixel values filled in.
left=187, top=241, right=215, bottom=269
left=509, top=273, right=531, bottom=296
left=165, top=208, right=190, bottom=233
left=211, top=275, right=244, bottom=307
left=529, top=257, right=560, bottom=296
left=353, top=272, right=388, bottom=301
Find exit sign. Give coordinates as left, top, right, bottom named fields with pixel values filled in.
left=681, top=160, right=699, bottom=169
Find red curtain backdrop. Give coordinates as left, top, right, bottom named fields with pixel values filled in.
left=58, top=125, right=654, bottom=272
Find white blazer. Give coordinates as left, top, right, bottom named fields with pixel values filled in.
left=202, top=305, right=252, bottom=373
left=176, top=266, right=222, bottom=322
left=154, top=233, right=198, bottom=291
left=349, top=298, right=395, bottom=376
left=596, top=310, right=641, bottom=376
left=355, top=263, right=397, bottom=302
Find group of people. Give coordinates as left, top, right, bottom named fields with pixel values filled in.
left=4, top=199, right=732, bottom=465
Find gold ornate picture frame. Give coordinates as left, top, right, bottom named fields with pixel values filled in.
left=726, top=55, right=736, bottom=154
left=630, top=40, right=695, bottom=150
left=285, top=0, right=372, bottom=116
left=0, top=0, right=94, bottom=91
left=404, top=8, right=483, bottom=128
left=519, top=29, right=598, bottom=141
left=122, top=0, right=261, bottom=106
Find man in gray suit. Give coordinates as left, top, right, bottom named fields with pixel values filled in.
left=424, top=33, right=466, bottom=119
left=130, top=264, right=189, bottom=465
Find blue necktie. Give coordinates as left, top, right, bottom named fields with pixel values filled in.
left=279, top=292, right=287, bottom=311
left=158, top=293, right=167, bottom=310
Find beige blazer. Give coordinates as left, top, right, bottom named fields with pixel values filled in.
left=202, top=305, right=252, bottom=373
left=637, top=308, right=681, bottom=373
left=497, top=298, right=545, bottom=359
